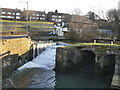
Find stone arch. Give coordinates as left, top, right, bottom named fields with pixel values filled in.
left=78, top=50, right=96, bottom=75
left=102, top=54, right=115, bottom=87
left=79, top=50, right=95, bottom=66
left=102, top=54, right=115, bottom=76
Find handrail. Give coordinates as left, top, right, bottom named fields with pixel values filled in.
left=93, top=39, right=120, bottom=44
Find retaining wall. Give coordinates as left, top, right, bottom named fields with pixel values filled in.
left=0, top=37, right=33, bottom=78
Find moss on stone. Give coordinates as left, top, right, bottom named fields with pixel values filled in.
left=61, top=43, right=120, bottom=49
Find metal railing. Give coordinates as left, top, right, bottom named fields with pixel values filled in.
left=93, top=39, right=120, bottom=44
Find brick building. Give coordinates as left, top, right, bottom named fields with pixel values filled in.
left=1, top=8, right=22, bottom=20
left=22, top=10, right=47, bottom=21
left=1, top=8, right=47, bottom=21
left=61, top=15, right=99, bottom=38
left=47, top=10, right=70, bottom=25
left=62, top=15, right=98, bottom=31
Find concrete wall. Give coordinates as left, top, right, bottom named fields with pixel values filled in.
left=0, top=37, right=33, bottom=78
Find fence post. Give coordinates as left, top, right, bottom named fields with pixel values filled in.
left=94, top=40, right=97, bottom=43
left=110, top=41, right=114, bottom=44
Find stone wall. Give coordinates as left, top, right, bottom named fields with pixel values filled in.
left=56, top=43, right=120, bottom=73
left=0, top=37, right=33, bottom=78
left=55, top=43, right=120, bottom=87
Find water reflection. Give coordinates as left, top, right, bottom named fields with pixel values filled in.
left=9, top=67, right=108, bottom=88
left=56, top=69, right=107, bottom=88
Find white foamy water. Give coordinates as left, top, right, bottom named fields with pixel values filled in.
left=18, top=43, right=70, bottom=71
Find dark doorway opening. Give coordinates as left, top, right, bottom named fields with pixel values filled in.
left=78, top=50, right=96, bottom=75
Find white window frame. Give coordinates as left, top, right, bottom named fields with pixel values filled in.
left=2, top=12, right=6, bottom=14
left=36, top=14, right=39, bottom=16
left=7, top=12, right=12, bottom=14
left=6, top=16, right=12, bottom=18
left=36, top=17, right=39, bottom=19
left=33, top=17, right=36, bottom=19
left=16, top=13, right=20, bottom=15
left=16, top=16, right=20, bottom=19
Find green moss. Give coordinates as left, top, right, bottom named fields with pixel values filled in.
left=61, top=43, right=120, bottom=49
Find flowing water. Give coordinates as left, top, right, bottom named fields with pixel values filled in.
left=4, top=43, right=68, bottom=88
left=4, top=42, right=108, bottom=88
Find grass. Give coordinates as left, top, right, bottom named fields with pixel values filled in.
left=61, top=42, right=120, bottom=49
left=0, top=19, right=54, bottom=24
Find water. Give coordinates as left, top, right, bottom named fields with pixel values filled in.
left=18, top=44, right=58, bottom=70
left=4, top=42, right=108, bottom=88
left=5, top=43, right=69, bottom=88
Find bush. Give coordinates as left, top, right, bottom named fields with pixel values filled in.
left=69, top=28, right=108, bottom=42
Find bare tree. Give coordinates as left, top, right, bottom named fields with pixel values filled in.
left=86, top=11, right=100, bottom=21
left=106, top=9, right=120, bottom=39
left=72, top=8, right=81, bottom=15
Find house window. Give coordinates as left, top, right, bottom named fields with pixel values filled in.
left=33, top=17, right=36, bottom=19
left=58, top=16, right=61, bottom=18
left=36, top=14, right=39, bottom=16
left=7, top=12, right=12, bottom=14
left=42, top=14, right=45, bottom=16
left=58, top=19, right=62, bottom=22
left=52, top=15, right=57, bottom=18
left=52, top=18, right=55, bottom=21
left=30, top=17, right=32, bottom=20
left=16, top=13, right=20, bottom=15
left=33, top=13, right=36, bottom=16
left=40, top=17, right=42, bottom=20
left=56, top=19, right=59, bottom=22
left=1, top=16, right=6, bottom=18
left=16, top=16, right=20, bottom=19
left=52, top=15, right=55, bottom=17
left=12, top=13, right=15, bottom=15
left=11, top=16, right=14, bottom=19
left=36, top=17, right=39, bottom=19
left=2, top=12, right=6, bottom=14
left=6, top=16, right=12, bottom=18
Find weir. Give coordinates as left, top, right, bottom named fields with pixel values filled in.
left=1, top=36, right=56, bottom=78
left=2, top=42, right=69, bottom=88
left=1, top=41, right=120, bottom=88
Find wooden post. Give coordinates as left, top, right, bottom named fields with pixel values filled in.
left=94, top=40, right=97, bottom=43
left=111, top=41, right=114, bottom=44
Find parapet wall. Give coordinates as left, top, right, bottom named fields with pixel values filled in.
left=0, top=37, right=33, bottom=78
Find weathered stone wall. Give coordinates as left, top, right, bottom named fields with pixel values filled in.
left=56, top=44, right=120, bottom=73
left=56, top=43, right=120, bottom=87
left=0, top=37, right=33, bottom=78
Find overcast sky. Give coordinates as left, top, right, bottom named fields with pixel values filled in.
left=0, top=0, right=120, bottom=15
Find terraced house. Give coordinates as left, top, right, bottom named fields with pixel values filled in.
left=1, top=8, right=22, bottom=20
left=1, top=8, right=47, bottom=21
left=47, top=10, right=71, bottom=25
left=21, top=10, right=47, bottom=21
